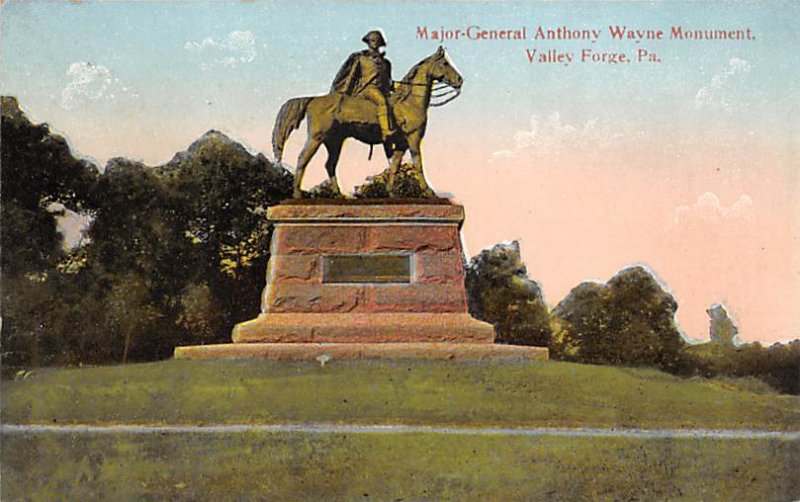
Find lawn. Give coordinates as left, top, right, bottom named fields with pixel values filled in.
left=3, top=358, right=798, bottom=429
left=2, top=430, right=799, bottom=500
left=3, top=359, right=799, bottom=500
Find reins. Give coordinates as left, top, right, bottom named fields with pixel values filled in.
left=393, top=80, right=462, bottom=107
left=365, top=66, right=462, bottom=159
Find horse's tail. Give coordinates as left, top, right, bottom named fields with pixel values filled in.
left=272, top=96, right=314, bottom=162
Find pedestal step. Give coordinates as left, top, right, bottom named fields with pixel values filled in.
left=174, top=342, right=549, bottom=361
left=232, top=313, right=495, bottom=343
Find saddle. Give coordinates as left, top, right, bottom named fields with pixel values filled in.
left=332, top=92, right=399, bottom=130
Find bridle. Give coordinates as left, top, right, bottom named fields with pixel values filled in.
left=393, top=79, right=462, bottom=107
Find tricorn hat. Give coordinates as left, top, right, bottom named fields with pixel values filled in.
left=362, top=30, right=387, bottom=47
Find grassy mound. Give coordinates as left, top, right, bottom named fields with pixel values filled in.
left=3, top=359, right=798, bottom=430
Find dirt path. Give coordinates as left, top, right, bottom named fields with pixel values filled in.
left=2, top=423, right=798, bottom=439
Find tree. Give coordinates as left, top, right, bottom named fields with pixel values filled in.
left=707, top=304, right=738, bottom=346
left=1, top=96, right=97, bottom=277
left=1, top=96, right=98, bottom=369
left=79, top=158, right=198, bottom=361
left=465, top=241, right=552, bottom=346
left=551, top=266, right=685, bottom=371
left=104, top=273, right=160, bottom=363
left=165, top=130, right=292, bottom=333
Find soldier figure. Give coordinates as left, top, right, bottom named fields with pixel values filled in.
left=331, top=30, right=396, bottom=140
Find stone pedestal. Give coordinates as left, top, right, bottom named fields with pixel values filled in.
left=234, top=201, right=494, bottom=343
left=174, top=200, right=547, bottom=361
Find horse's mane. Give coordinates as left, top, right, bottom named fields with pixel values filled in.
left=392, top=54, right=436, bottom=102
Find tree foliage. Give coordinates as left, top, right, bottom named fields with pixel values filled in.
left=465, top=241, right=551, bottom=346
left=1, top=99, right=291, bottom=368
left=1, top=97, right=98, bottom=367
left=683, top=340, right=800, bottom=395
left=550, top=266, right=685, bottom=371
left=165, top=131, right=292, bottom=331
left=1, top=96, right=97, bottom=276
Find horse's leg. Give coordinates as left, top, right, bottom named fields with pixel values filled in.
left=407, top=132, right=432, bottom=193
left=407, top=132, right=423, bottom=170
left=294, top=135, right=323, bottom=198
left=323, top=138, right=343, bottom=197
left=386, top=149, right=405, bottom=195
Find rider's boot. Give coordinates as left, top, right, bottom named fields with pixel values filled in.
left=378, top=109, right=396, bottom=140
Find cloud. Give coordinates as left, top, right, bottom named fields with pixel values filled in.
left=491, top=112, right=629, bottom=160
left=694, top=57, right=751, bottom=112
left=184, top=31, right=257, bottom=70
left=672, top=192, right=753, bottom=227
left=60, top=62, right=112, bottom=109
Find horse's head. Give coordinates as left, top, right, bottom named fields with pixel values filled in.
left=427, top=46, right=463, bottom=89
left=395, top=46, right=464, bottom=107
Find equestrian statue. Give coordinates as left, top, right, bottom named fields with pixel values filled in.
left=272, top=30, right=463, bottom=198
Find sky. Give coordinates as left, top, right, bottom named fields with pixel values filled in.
left=2, top=0, right=798, bottom=343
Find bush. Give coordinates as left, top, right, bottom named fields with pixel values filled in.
left=551, top=266, right=685, bottom=371
left=465, top=241, right=551, bottom=346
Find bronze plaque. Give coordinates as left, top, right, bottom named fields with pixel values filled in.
left=323, top=254, right=411, bottom=283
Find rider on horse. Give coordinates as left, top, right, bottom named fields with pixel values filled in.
left=330, top=29, right=396, bottom=140
left=273, top=39, right=462, bottom=198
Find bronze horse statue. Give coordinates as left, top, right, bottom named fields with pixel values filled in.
left=272, top=46, right=463, bottom=198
